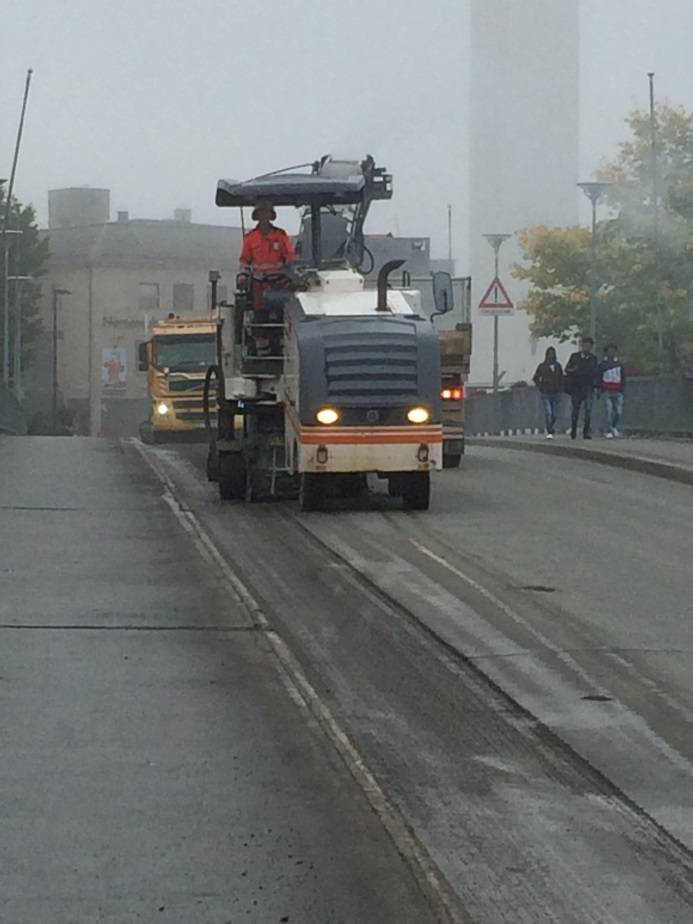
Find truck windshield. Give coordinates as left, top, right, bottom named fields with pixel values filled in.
left=153, top=334, right=215, bottom=371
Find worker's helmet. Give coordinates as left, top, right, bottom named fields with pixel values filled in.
left=252, top=202, right=277, bottom=221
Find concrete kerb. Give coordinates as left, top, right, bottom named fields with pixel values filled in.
left=469, top=437, right=693, bottom=487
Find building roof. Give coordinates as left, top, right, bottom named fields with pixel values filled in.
left=42, top=219, right=243, bottom=268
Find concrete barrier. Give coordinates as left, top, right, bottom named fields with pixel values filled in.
left=0, top=384, right=28, bottom=435
left=466, top=376, right=693, bottom=438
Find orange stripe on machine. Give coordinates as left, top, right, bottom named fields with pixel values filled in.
left=299, top=427, right=443, bottom=445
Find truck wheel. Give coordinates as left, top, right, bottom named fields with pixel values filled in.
left=206, top=442, right=219, bottom=482
left=443, top=453, right=462, bottom=469
left=299, top=473, right=325, bottom=512
left=402, top=473, right=430, bottom=511
left=218, top=452, right=246, bottom=501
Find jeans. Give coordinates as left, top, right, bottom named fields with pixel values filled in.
left=541, top=393, right=561, bottom=434
left=571, top=386, right=594, bottom=436
left=604, top=392, right=624, bottom=433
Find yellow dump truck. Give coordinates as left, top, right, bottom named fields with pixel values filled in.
left=138, top=313, right=217, bottom=442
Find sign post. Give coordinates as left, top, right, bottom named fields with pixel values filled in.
left=480, top=234, right=513, bottom=392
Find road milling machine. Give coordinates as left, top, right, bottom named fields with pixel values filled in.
left=205, top=155, right=456, bottom=511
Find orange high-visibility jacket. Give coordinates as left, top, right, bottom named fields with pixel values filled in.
left=239, top=226, right=296, bottom=276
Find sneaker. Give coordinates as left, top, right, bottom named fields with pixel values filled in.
left=605, top=432, right=614, bottom=440
left=583, top=433, right=593, bottom=440
left=613, top=428, right=621, bottom=438
left=546, top=433, right=554, bottom=440
left=570, top=429, right=577, bottom=440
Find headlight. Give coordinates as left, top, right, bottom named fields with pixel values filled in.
left=407, top=406, right=430, bottom=424
left=156, top=402, right=170, bottom=416
left=316, top=407, right=340, bottom=425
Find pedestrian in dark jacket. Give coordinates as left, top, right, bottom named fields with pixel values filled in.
left=532, top=346, right=563, bottom=439
left=596, top=344, right=626, bottom=438
left=564, top=337, right=599, bottom=439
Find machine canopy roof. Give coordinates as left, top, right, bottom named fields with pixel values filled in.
left=216, top=173, right=367, bottom=208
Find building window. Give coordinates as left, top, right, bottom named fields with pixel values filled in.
left=138, top=282, right=159, bottom=312
left=208, top=283, right=227, bottom=309
left=173, top=283, right=194, bottom=313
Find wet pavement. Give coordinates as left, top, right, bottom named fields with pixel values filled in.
left=0, top=436, right=436, bottom=924
left=145, top=441, right=693, bottom=923
left=5, top=433, right=693, bottom=923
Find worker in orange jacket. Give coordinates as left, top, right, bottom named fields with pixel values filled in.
left=239, top=204, right=296, bottom=308
left=238, top=204, right=296, bottom=357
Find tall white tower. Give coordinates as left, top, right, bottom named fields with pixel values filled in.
left=469, top=0, right=580, bottom=385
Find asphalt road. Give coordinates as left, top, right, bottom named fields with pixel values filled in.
left=0, top=437, right=437, bottom=924
left=148, top=440, right=693, bottom=922
left=5, top=434, right=693, bottom=922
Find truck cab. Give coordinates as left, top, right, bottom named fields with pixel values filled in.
left=138, top=313, right=217, bottom=442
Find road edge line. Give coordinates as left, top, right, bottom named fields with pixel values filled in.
left=127, top=438, right=469, bottom=924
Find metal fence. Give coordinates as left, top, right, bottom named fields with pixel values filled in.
left=0, top=384, right=28, bottom=435
left=465, top=376, right=693, bottom=438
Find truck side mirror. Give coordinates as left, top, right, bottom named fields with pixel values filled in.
left=138, top=342, right=149, bottom=371
left=432, top=271, right=454, bottom=316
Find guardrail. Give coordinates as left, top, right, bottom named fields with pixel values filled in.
left=0, top=384, right=28, bottom=435
left=465, top=375, right=693, bottom=438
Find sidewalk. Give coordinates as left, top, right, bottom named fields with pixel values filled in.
left=0, top=436, right=435, bottom=924
left=470, top=433, right=693, bottom=484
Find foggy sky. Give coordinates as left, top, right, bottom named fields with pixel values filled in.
left=2, top=0, right=692, bottom=264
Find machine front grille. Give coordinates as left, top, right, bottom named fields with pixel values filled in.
left=323, top=330, right=418, bottom=402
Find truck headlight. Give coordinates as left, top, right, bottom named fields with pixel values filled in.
left=407, top=406, right=430, bottom=424
left=157, top=402, right=170, bottom=416
left=316, top=407, right=340, bottom=425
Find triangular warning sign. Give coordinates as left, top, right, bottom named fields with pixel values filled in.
left=479, top=275, right=514, bottom=311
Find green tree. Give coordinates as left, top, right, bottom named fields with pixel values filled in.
left=0, top=186, right=49, bottom=373
left=514, top=104, right=693, bottom=372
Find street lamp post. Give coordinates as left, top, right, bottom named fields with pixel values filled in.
left=483, top=233, right=512, bottom=392
left=8, top=274, right=32, bottom=397
left=2, top=228, right=23, bottom=385
left=577, top=181, right=610, bottom=343
left=52, top=286, right=71, bottom=433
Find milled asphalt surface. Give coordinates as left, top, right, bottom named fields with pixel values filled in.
left=0, top=436, right=437, bottom=924
left=149, top=441, right=693, bottom=922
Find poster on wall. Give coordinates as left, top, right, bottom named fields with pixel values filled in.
left=102, top=347, right=127, bottom=389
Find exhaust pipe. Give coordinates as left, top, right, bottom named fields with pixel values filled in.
left=376, top=259, right=406, bottom=311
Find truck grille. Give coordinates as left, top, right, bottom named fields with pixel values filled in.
left=168, top=378, right=209, bottom=393
left=172, top=398, right=205, bottom=422
left=323, top=327, right=418, bottom=403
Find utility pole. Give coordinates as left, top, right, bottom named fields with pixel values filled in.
left=649, top=72, right=664, bottom=352
left=483, top=233, right=512, bottom=392
left=7, top=274, right=32, bottom=396
left=577, top=182, right=610, bottom=343
left=2, top=229, right=22, bottom=385
left=52, top=286, right=70, bottom=433
left=1, top=69, right=33, bottom=387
